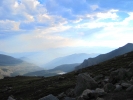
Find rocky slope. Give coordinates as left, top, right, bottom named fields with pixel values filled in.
left=1, top=50, right=133, bottom=100
left=76, top=43, right=133, bottom=70
left=0, top=54, right=43, bottom=77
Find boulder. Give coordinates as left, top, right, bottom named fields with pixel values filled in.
left=96, top=97, right=104, bottom=100
left=104, top=83, right=115, bottom=93
left=94, top=74, right=104, bottom=82
left=109, top=68, right=127, bottom=84
left=39, top=94, right=59, bottom=100
left=7, top=96, right=16, bottom=100
left=78, top=89, right=94, bottom=100
left=78, top=88, right=106, bottom=100
left=63, top=97, right=76, bottom=100
left=95, top=88, right=106, bottom=96
left=74, top=73, right=98, bottom=96
left=121, top=83, right=132, bottom=88
left=58, top=92, right=66, bottom=99
left=114, top=85, right=122, bottom=92
left=66, top=88, right=75, bottom=97
left=126, top=85, right=133, bottom=92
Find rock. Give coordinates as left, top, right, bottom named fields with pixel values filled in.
left=78, top=89, right=94, bottom=100
left=78, top=88, right=106, bottom=100
left=126, top=85, right=133, bottom=92
left=130, top=76, right=133, bottom=84
left=64, top=97, right=76, bottom=100
left=8, top=96, right=16, bottom=100
left=58, top=92, right=66, bottom=99
left=114, top=85, right=122, bottom=92
left=104, top=83, right=115, bottom=93
left=95, top=88, right=106, bottom=96
left=109, top=68, right=127, bottom=84
left=128, top=68, right=133, bottom=78
left=96, top=97, right=104, bottom=100
left=104, top=78, right=109, bottom=83
left=39, top=94, right=59, bottom=100
left=81, top=89, right=93, bottom=97
left=74, top=73, right=98, bottom=96
left=121, top=83, right=131, bottom=88
left=94, top=74, right=104, bottom=82
left=66, top=89, right=75, bottom=97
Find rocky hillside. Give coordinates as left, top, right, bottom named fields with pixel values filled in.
left=76, top=43, right=133, bottom=70
left=0, top=51, right=133, bottom=100
left=0, top=54, right=43, bottom=77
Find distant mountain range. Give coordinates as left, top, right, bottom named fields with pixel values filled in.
left=42, top=53, right=99, bottom=69
left=24, top=63, right=80, bottom=77
left=0, top=54, right=43, bottom=78
left=76, top=43, right=133, bottom=70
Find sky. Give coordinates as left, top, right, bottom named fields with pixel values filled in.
left=0, top=0, right=133, bottom=65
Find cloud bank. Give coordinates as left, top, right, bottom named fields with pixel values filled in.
left=0, top=0, right=133, bottom=63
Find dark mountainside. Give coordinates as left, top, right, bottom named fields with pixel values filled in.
left=76, top=43, right=133, bottom=70
left=0, top=50, right=133, bottom=100
left=0, top=54, right=23, bottom=66
left=43, top=53, right=99, bottom=69
left=24, top=63, right=80, bottom=77
left=0, top=54, right=43, bottom=77
left=49, top=63, right=80, bottom=72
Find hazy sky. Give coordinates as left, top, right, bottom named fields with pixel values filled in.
left=0, top=0, right=133, bottom=64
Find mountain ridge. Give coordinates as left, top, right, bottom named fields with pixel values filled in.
left=42, top=53, right=99, bottom=69
left=76, top=43, right=133, bottom=69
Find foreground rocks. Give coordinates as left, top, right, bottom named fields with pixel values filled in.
left=56, top=67, right=133, bottom=100
left=7, top=66, right=133, bottom=100
left=39, top=94, right=59, bottom=100
left=74, top=73, right=98, bottom=96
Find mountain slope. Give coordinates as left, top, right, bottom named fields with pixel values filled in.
left=0, top=54, right=43, bottom=76
left=1, top=50, right=133, bottom=100
left=49, top=63, right=80, bottom=72
left=76, top=43, right=133, bottom=69
left=43, top=53, right=99, bottom=69
left=0, top=54, right=23, bottom=66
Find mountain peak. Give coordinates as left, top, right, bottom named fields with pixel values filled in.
left=125, top=43, right=133, bottom=46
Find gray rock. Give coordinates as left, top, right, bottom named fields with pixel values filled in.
left=58, top=92, right=66, bottom=99
left=64, top=97, right=76, bottom=100
left=104, top=83, right=115, bottom=93
left=96, top=97, right=104, bottom=100
left=39, top=94, right=59, bottom=100
left=78, top=89, right=94, bottom=100
left=95, top=88, right=106, bottom=96
left=114, top=85, right=122, bottom=92
left=78, top=88, right=106, bottom=100
left=130, top=76, right=133, bottom=84
left=74, top=73, right=98, bottom=96
left=8, top=96, right=16, bottom=100
left=121, top=83, right=131, bottom=88
left=94, top=74, right=104, bottom=82
left=126, top=85, right=133, bottom=92
left=109, top=68, right=127, bottom=84
left=66, top=88, right=75, bottom=97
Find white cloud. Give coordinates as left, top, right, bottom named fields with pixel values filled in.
left=0, top=20, right=20, bottom=31
left=90, top=5, right=99, bottom=10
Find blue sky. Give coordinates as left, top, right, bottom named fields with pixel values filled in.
left=0, top=0, right=133, bottom=64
